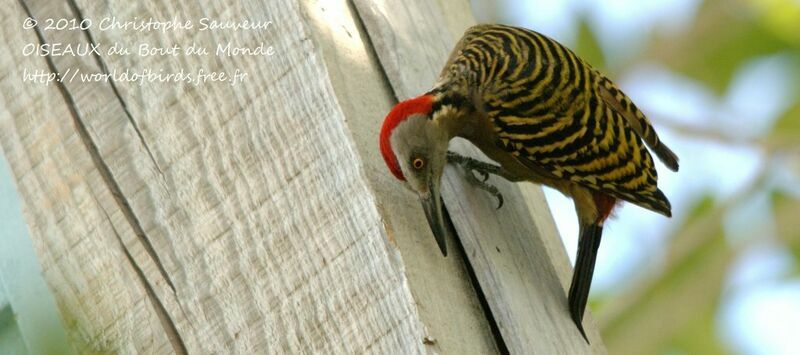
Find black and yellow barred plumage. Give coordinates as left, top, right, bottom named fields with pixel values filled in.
left=433, top=24, right=678, bottom=216
left=421, top=24, right=678, bottom=342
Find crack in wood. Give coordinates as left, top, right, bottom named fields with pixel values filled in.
left=345, top=0, right=399, bottom=102
left=17, top=0, right=175, bottom=293
left=445, top=206, right=510, bottom=354
left=64, top=0, right=164, bottom=176
left=98, top=203, right=188, bottom=355
left=16, top=0, right=182, bottom=347
left=347, top=0, right=509, bottom=351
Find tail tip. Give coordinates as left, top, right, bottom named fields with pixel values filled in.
left=655, top=146, right=679, bottom=172
left=569, top=293, right=591, bottom=344
left=666, top=159, right=679, bottom=172
left=649, top=189, right=673, bottom=218
left=576, top=320, right=591, bottom=344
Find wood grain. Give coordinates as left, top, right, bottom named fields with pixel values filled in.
left=1, top=1, right=174, bottom=352
left=1, top=0, right=605, bottom=352
left=0, top=0, right=492, bottom=352
left=353, top=0, right=608, bottom=352
left=301, top=0, right=499, bottom=353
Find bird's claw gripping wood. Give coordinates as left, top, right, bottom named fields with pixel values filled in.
left=379, top=23, right=678, bottom=343
left=447, top=152, right=504, bottom=209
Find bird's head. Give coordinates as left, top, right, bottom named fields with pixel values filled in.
left=380, top=94, right=452, bottom=255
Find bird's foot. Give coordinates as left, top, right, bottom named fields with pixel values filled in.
left=447, top=152, right=504, bottom=209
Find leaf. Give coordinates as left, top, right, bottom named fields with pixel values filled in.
left=646, top=0, right=794, bottom=94
left=664, top=307, right=729, bottom=355
left=772, top=102, right=800, bottom=133
left=771, top=190, right=800, bottom=271
left=598, top=195, right=732, bottom=354
left=746, top=0, right=800, bottom=46
left=574, top=18, right=606, bottom=72
left=683, top=195, right=716, bottom=226
left=769, top=102, right=800, bottom=149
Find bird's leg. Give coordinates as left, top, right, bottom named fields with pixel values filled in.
left=447, top=151, right=506, bottom=209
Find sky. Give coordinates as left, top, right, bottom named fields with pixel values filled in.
left=468, top=0, right=800, bottom=353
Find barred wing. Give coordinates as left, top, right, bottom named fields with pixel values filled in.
left=486, top=94, right=671, bottom=216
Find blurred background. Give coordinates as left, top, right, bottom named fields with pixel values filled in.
left=1, top=0, right=798, bottom=353
left=469, top=0, right=800, bottom=353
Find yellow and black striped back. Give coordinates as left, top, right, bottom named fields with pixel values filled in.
left=437, top=24, right=677, bottom=216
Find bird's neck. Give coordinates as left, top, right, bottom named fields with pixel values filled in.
left=427, top=86, right=475, bottom=139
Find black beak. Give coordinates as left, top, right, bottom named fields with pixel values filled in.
left=421, top=179, right=448, bottom=256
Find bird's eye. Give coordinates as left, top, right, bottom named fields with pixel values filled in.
left=412, top=158, right=425, bottom=170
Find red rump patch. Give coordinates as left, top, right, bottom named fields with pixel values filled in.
left=380, top=95, right=434, bottom=180
left=592, top=192, right=618, bottom=223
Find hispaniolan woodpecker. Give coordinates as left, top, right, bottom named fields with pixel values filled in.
left=379, top=24, right=679, bottom=342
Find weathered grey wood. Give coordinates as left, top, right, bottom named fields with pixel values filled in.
left=301, top=1, right=499, bottom=353
left=1, top=2, right=175, bottom=353
left=520, top=187, right=577, bottom=290
left=431, top=0, right=577, bottom=292
left=0, top=0, right=604, bottom=352
left=0, top=0, right=508, bottom=352
left=353, top=0, right=607, bottom=352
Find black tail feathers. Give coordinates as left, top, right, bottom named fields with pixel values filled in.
left=568, top=223, right=603, bottom=344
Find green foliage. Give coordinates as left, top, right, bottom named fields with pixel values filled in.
left=771, top=190, right=800, bottom=271
left=682, top=194, right=716, bottom=226
left=594, top=1, right=800, bottom=352
left=647, top=0, right=798, bottom=94
left=773, top=103, right=800, bottom=134
left=600, top=196, right=732, bottom=354
left=665, top=307, right=729, bottom=355
left=574, top=19, right=606, bottom=72
left=481, top=0, right=800, bottom=351
left=770, top=102, right=800, bottom=149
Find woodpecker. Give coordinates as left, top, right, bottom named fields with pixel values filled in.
left=379, top=24, right=679, bottom=342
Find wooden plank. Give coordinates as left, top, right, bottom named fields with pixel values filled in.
left=0, top=0, right=469, bottom=352
left=431, top=0, right=576, bottom=291
left=1, top=2, right=176, bottom=353
left=353, top=0, right=607, bottom=352
left=300, top=1, right=499, bottom=353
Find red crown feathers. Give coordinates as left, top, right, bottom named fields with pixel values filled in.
left=379, top=95, right=434, bottom=180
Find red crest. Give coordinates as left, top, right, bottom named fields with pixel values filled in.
left=379, top=95, right=434, bottom=180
